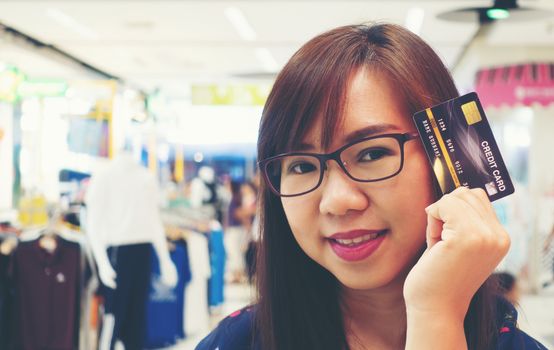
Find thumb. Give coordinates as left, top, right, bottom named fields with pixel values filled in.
left=425, top=205, right=443, bottom=250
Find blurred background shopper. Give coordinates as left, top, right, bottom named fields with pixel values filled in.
left=494, top=271, right=521, bottom=305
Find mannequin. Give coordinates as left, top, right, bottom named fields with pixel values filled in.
left=86, top=151, right=177, bottom=350
left=190, top=166, right=216, bottom=207
left=190, top=166, right=221, bottom=221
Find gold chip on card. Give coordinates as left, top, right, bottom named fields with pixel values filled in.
left=461, top=101, right=482, bottom=125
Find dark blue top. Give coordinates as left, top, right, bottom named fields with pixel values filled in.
left=145, top=242, right=192, bottom=349
left=196, top=300, right=548, bottom=350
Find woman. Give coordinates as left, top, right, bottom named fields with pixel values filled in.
left=197, top=23, right=547, bottom=350
left=225, top=181, right=248, bottom=283
left=493, top=272, right=521, bottom=305
left=241, top=180, right=259, bottom=283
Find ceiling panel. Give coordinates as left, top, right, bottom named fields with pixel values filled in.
left=0, top=0, right=551, bottom=94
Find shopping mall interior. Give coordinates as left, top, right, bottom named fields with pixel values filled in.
left=0, top=0, right=553, bottom=349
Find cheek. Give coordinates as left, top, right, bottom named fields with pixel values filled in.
left=282, top=197, right=310, bottom=231
left=404, top=144, right=436, bottom=204
left=281, top=196, right=322, bottom=253
left=384, top=150, right=435, bottom=241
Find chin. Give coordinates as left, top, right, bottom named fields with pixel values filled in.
left=333, top=269, right=397, bottom=291
left=339, top=279, right=380, bottom=291
left=328, top=257, right=416, bottom=292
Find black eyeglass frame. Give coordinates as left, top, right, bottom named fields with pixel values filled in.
left=259, top=132, right=420, bottom=197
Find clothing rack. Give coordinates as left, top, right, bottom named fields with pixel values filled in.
left=161, top=207, right=214, bottom=233
left=0, top=231, right=18, bottom=238
left=4, top=217, right=96, bottom=350
left=2, top=205, right=212, bottom=349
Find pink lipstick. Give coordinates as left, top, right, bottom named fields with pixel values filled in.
left=328, top=229, right=387, bottom=262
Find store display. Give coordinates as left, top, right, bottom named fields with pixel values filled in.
left=86, top=153, right=180, bottom=349
left=67, top=117, right=109, bottom=158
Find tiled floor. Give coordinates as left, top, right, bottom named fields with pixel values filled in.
left=169, top=284, right=554, bottom=350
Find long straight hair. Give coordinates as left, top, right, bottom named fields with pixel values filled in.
left=256, top=23, right=498, bottom=350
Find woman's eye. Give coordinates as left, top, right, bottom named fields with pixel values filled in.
left=358, top=148, right=390, bottom=161
left=288, top=162, right=317, bottom=174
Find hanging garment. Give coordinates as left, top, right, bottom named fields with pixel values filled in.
left=70, top=229, right=99, bottom=350
left=224, top=226, right=246, bottom=281
left=144, top=241, right=191, bottom=348
left=0, top=250, right=13, bottom=350
left=185, top=232, right=211, bottom=337
left=98, top=243, right=151, bottom=350
left=11, top=237, right=82, bottom=350
left=208, top=228, right=226, bottom=307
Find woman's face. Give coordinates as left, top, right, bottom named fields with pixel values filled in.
left=281, top=68, right=435, bottom=291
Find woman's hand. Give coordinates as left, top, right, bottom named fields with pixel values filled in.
left=403, top=186, right=510, bottom=320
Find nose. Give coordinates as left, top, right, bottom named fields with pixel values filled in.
left=318, top=160, right=369, bottom=217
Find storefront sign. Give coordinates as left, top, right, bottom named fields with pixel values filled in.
left=475, top=63, right=554, bottom=108
left=191, top=84, right=271, bottom=106
left=17, top=79, right=67, bottom=98
left=0, top=66, right=25, bottom=103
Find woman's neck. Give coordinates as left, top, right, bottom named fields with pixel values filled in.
left=340, top=278, right=407, bottom=350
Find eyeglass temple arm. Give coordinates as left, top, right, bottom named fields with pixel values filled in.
left=406, top=131, right=420, bottom=140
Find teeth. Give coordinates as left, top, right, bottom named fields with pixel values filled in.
left=335, top=232, right=381, bottom=246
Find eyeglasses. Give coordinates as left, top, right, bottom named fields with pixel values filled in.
left=259, top=132, right=419, bottom=197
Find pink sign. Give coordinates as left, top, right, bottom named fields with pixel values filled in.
left=475, top=63, right=554, bottom=108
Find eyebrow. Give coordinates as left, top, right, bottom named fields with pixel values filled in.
left=297, top=123, right=402, bottom=151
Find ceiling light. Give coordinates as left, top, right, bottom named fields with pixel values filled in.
left=486, top=8, right=510, bottom=20
left=437, top=0, right=551, bottom=24
left=224, top=7, right=257, bottom=41
left=46, top=8, right=99, bottom=40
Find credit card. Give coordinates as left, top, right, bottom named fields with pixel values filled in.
left=412, top=92, right=514, bottom=202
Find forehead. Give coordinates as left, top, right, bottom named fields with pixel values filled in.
left=302, top=69, right=411, bottom=150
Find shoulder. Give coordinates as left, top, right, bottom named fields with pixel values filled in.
left=195, top=306, right=259, bottom=350
left=496, top=298, right=548, bottom=350
left=497, top=327, right=549, bottom=350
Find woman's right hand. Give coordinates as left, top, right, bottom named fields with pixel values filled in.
left=403, top=187, right=510, bottom=348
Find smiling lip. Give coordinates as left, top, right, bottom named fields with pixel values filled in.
left=329, top=229, right=385, bottom=240
left=327, top=229, right=388, bottom=262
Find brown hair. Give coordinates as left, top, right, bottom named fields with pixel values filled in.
left=256, top=23, right=498, bottom=350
